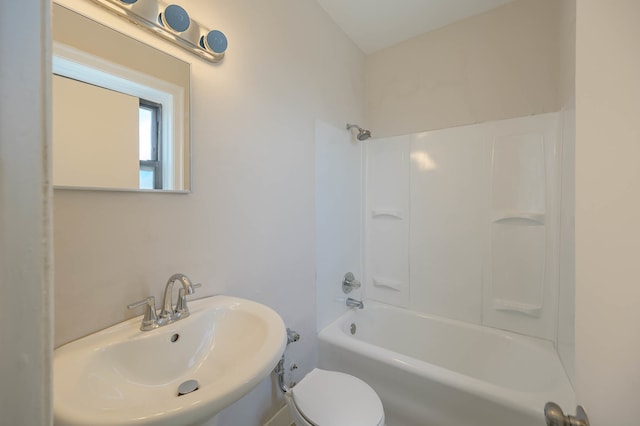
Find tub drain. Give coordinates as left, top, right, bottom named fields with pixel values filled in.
left=350, top=323, right=356, bottom=335
left=178, top=379, right=199, bottom=396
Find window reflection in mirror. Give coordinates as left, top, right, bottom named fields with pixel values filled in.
left=138, top=100, right=162, bottom=190
left=52, top=4, right=190, bottom=192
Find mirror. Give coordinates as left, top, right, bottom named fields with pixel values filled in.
left=52, top=4, right=190, bottom=192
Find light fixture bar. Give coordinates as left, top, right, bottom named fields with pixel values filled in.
left=87, top=0, right=228, bottom=63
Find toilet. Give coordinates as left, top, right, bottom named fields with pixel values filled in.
left=284, top=368, right=385, bottom=426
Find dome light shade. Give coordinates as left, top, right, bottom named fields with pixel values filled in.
left=159, top=4, right=190, bottom=33
left=200, top=30, right=228, bottom=54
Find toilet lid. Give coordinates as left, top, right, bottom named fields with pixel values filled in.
left=291, top=369, right=384, bottom=426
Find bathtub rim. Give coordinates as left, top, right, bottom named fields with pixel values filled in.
left=318, top=301, right=576, bottom=420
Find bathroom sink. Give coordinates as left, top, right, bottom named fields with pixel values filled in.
left=54, top=295, right=286, bottom=426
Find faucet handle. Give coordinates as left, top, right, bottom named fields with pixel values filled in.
left=127, top=296, right=159, bottom=331
left=342, top=272, right=361, bottom=294
left=174, top=283, right=201, bottom=319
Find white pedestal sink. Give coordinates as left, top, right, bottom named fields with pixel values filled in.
left=54, top=296, right=286, bottom=426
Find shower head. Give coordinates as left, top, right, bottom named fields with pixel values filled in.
left=346, top=123, right=372, bottom=141
left=357, top=128, right=371, bottom=141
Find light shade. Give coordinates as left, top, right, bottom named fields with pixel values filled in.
left=160, top=4, right=190, bottom=33
left=200, top=30, right=228, bottom=54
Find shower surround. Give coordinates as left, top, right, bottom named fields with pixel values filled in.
left=315, top=112, right=573, bottom=426
left=364, top=112, right=562, bottom=340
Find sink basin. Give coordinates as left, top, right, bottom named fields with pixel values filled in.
left=54, top=295, right=286, bottom=426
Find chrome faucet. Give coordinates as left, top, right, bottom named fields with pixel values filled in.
left=159, top=273, right=199, bottom=324
left=346, top=297, right=364, bottom=309
left=127, top=273, right=201, bottom=331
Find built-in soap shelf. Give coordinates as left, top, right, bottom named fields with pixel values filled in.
left=493, top=298, right=542, bottom=317
left=365, top=140, right=411, bottom=308
left=492, top=211, right=545, bottom=225
left=371, top=209, right=404, bottom=219
left=372, top=277, right=403, bottom=292
left=486, top=126, right=550, bottom=334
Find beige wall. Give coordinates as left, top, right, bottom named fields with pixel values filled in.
left=575, top=1, right=640, bottom=423
left=53, top=4, right=191, bottom=90
left=52, top=75, right=139, bottom=189
left=52, top=0, right=364, bottom=424
left=558, top=0, right=576, bottom=110
left=366, top=0, right=562, bottom=138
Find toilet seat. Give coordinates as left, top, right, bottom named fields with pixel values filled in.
left=289, top=368, right=384, bottom=426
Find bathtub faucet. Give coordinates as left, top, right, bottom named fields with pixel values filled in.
left=346, top=297, right=364, bottom=309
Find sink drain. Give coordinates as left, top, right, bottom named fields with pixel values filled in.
left=177, top=379, right=199, bottom=396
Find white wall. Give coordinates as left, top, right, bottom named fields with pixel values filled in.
left=556, top=0, right=576, bottom=387
left=0, top=1, right=53, bottom=425
left=315, top=120, right=363, bottom=332
left=52, top=0, right=365, bottom=424
left=575, top=1, right=640, bottom=423
left=557, top=105, right=575, bottom=386
left=364, top=137, right=411, bottom=308
left=365, top=113, right=561, bottom=341
left=410, top=125, right=485, bottom=324
left=366, top=0, right=563, bottom=138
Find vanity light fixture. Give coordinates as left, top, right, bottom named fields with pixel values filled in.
left=88, top=0, right=228, bottom=63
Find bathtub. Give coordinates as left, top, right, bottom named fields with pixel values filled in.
left=318, top=301, right=575, bottom=426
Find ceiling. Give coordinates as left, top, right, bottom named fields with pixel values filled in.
left=315, top=0, right=516, bottom=54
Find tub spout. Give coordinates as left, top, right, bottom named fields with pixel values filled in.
left=346, top=297, right=364, bottom=309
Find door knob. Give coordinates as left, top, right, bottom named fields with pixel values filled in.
left=544, top=402, right=590, bottom=426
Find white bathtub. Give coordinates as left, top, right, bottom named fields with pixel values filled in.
left=318, top=301, right=575, bottom=426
